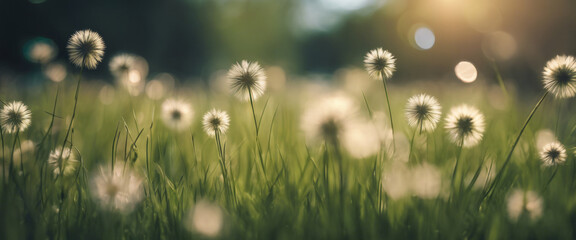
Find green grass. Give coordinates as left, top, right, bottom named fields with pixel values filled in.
left=1, top=73, right=576, bottom=240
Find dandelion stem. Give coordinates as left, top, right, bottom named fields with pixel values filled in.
left=450, top=139, right=464, bottom=199
left=408, top=127, right=417, bottom=162
left=542, top=165, right=559, bottom=193
left=491, top=60, right=509, bottom=99
left=248, top=88, right=267, bottom=181
left=61, top=67, right=83, bottom=163
left=381, top=75, right=395, bottom=149
left=484, top=92, right=548, bottom=200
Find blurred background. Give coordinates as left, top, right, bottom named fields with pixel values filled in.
left=1, top=0, right=576, bottom=89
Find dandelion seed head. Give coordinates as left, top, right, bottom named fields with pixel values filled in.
left=364, top=48, right=396, bottom=81
left=25, top=38, right=57, bottom=64
left=90, top=166, right=144, bottom=214
left=405, top=94, right=442, bottom=132
left=202, top=109, right=230, bottom=137
left=536, top=129, right=556, bottom=150
left=109, top=53, right=149, bottom=79
left=228, top=60, right=267, bottom=101
left=341, top=119, right=381, bottom=158
left=507, top=189, right=543, bottom=222
left=67, top=30, right=105, bottom=69
left=161, top=99, right=193, bottom=131
left=184, top=200, right=224, bottom=237
left=382, top=162, right=410, bottom=200
left=444, top=104, right=485, bottom=147
left=0, top=101, right=32, bottom=134
left=48, top=146, right=78, bottom=177
left=542, top=55, right=576, bottom=98
left=540, top=141, right=566, bottom=166
left=44, top=62, right=67, bottom=83
left=410, top=163, right=442, bottom=199
left=301, top=93, right=357, bottom=144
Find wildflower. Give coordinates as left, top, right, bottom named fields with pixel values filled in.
left=444, top=104, right=485, bottom=147
left=507, top=189, right=543, bottom=222
left=405, top=93, right=442, bottom=132
left=364, top=48, right=396, bottom=81
left=301, top=93, right=357, bottom=144
left=228, top=60, right=267, bottom=101
left=184, top=200, right=224, bottom=237
left=90, top=166, right=144, bottom=214
left=25, top=38, right=57, bottom=64
left=540, top=141, right=566, bottom=166
left=48, top=146, right=78, bottom=176
left=202, top=109, right=230, bottom=138
left=341, top=119, right=381, bottom=158
left=161, top=99, right=193, bottom=131
left=0, top=101, right=32, bottom=134
left=542, top=55, right=576, bottom=98
left=67, top=29, right=105, bottom=69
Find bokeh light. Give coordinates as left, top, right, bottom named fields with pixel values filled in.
left=414, top=27, right=435, bottom=50
left=455, top=61, right=477, bottom=83
left=43, top=62, right=67, bottom=83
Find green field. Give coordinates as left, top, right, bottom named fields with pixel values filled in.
left=2, top=32, right=576, bottom=239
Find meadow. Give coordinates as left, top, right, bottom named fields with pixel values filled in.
left=1, top=29, right=576, bottom=240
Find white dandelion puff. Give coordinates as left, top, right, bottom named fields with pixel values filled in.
left=67, top=29, right=105, bottom=69
left=540, top=141, right=567, bottom=166
left=48, top=146, right=78, bottom=176
left=90, top=166, right=144, bottom=214
left=444, top=104, right=485, bottom=147
left=341, top=119, right=381, bottom=159
left=405, top=94, right=442, bottom=132
left=228, top=60, right=267, bottom=101
left=364, top=48, right=396, bottom=81
left=161, top=99, right=193, bottom=131
left=301, top=93, right=357, bottom=144
left=0, top=101, right=32, bottom=134
left=202, top=109, right=230, bottom=138
left=507, top=189, right=544, bottom=222
left=542, top=55, right=576, bottom=98
left=184, top=200, right=225, bottom=238
left=410, top=163, right=443, bottom=199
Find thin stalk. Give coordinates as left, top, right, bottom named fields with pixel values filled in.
left=247, top=88, right=267, bottom=181
left=555, top=101, right=562, bottom=137
left=408, top=125, right=419, bottom=162
left=542, top=165, right=559, bottom=193
left=59, top=67, right=83, bottom=170
left=484, top=92, right=548, bottom=200
left=215, top=131, right=233, bottom=207
left=381, top=75, right=395, bottom=149
left=450, top=139, right=464, bottom=199
left=491, top=61, right=509, bottom=99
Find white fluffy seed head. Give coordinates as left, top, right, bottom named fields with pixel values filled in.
left=90, top=166, right=144, bottom=214
left=364, top=48, right=396, bottom=81
left=542, top=55, right=576, bottom=98
left=301, top=93, right=358, bottom=144
left=444, top=104, right=485, bottom=148
left=161, top=99, right=194, bottom=131
left=540, top=141, right=567, bottom=166
left=228, top=60, right=267, bottom=101
left=48, top=147, right=78, bottom=177
left=184, top=200, right=224, bottom=237
left=0, top=101, right=32, bottom=134
left=202, top=109, right=230, bottom=138
left=405, top=93, right=442, bottom=132
left=67, top=29, right=105, bottom=69
left=507, top=189, right=543, bottom=222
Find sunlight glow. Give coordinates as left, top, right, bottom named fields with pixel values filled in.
left=414, top=27, right=435, bottom=50
left=455, top=61, right=477, bottom=83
